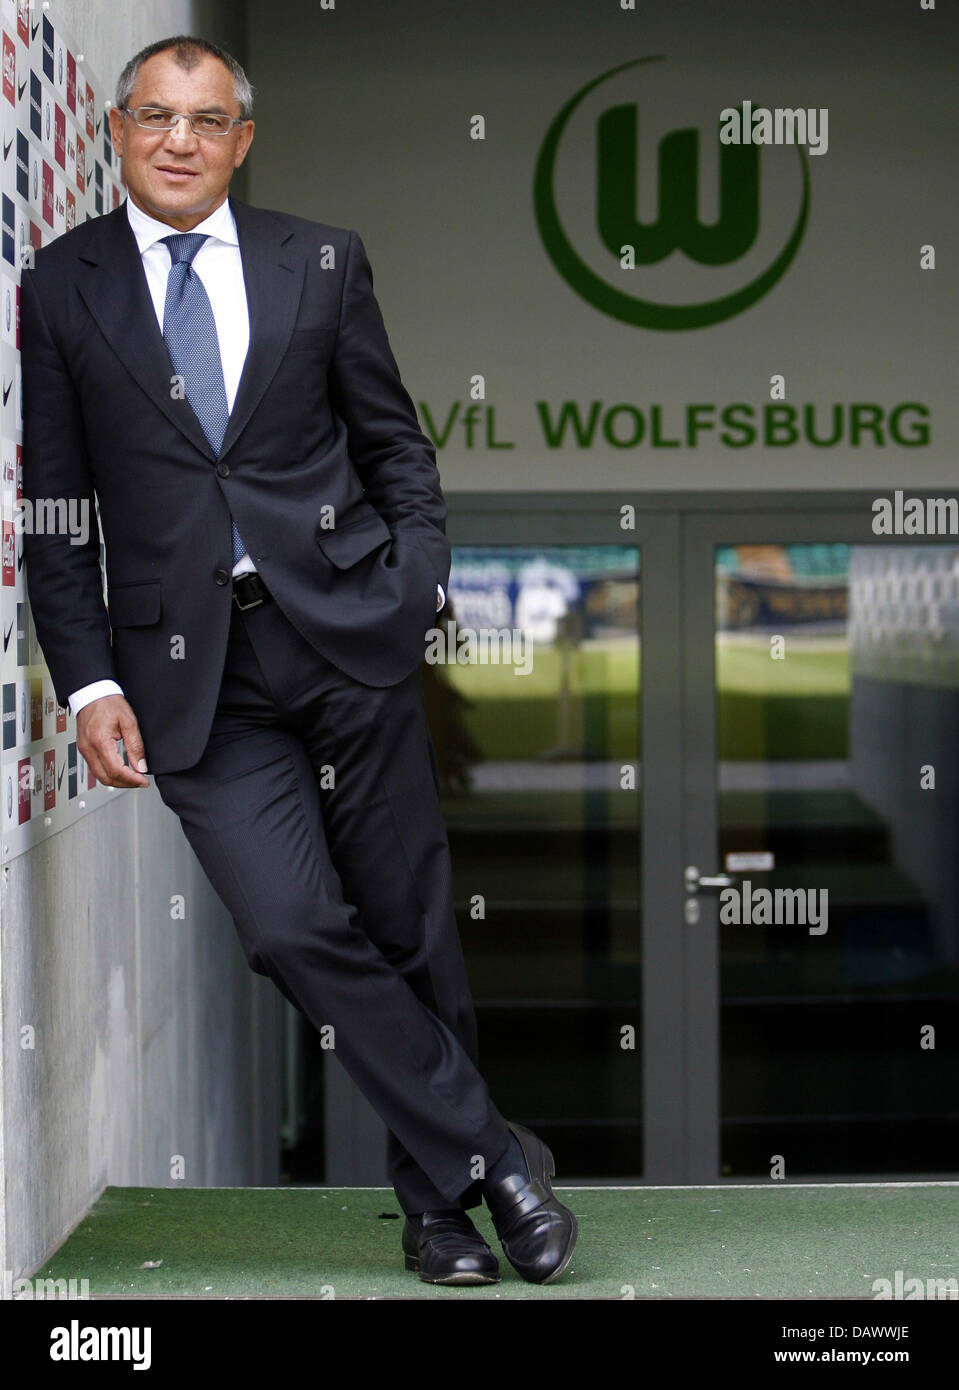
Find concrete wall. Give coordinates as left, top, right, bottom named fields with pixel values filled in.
left=849, top=546, right=959, bottom=975
left=0, top=0, right=277, bottom=1288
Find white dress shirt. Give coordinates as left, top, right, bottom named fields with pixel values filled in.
left=67, top=194, right=444, bottom=719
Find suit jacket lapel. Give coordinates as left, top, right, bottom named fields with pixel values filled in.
left=73, top=194, right=306, bottom=461
left=218, top=196, right=305, bottom=458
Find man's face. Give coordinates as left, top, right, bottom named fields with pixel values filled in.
left=108, top=51, right=254, bottom=230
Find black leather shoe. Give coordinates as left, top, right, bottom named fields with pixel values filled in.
left=482, top=1122, right=578, bottom=1284
left=401, top=1210, right=500, bottom=1285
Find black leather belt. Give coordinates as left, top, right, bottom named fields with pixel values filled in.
left=233, top=571, right=272, bottom=610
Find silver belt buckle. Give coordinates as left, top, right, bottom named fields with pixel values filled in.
left=233, top=578, right=264, bottom=611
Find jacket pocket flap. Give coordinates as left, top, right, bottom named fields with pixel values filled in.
left=107, top=579, right=162, bottom=627
left=316, top=508, right=392, bottom=569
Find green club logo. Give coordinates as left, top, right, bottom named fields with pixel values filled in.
left=534, top=56, right=810, bottom=330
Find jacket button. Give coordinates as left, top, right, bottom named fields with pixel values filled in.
left=214, top=568, right=230, bottom=585
left=216, top=462, right=230, bottom=477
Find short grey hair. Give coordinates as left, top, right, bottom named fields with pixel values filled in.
left=115, top=35, right=254, bottom=121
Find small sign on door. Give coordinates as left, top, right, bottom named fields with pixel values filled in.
left=725, top=851, right=775, bottom=872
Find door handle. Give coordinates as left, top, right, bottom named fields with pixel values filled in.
left=685, top=865, right=737, bottom=894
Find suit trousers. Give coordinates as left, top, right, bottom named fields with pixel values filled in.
left=153, top=587, right=513, bottom=1213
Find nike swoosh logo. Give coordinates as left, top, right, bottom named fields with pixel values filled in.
left=3, top=620, right=13, bottom=650
left=58, top=760, right=64, bottom=788
left=96, top=116, right=101, bottom=135
left=3, top=138, right=12, bottom=160
left=31, top=20, right=38, bottom=39
left=17, top=78, right=26, bottom=101
left=2, top=381, right=11, bottom=405
left=17, top=542, right=24, bottom=572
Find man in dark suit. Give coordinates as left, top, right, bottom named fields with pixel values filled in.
left=20, top=35, right=577, bottom=1286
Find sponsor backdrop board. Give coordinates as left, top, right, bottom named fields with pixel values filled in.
left=246, top=0, right=959, bottom=495
left=1, top=0, right=126, bottom=859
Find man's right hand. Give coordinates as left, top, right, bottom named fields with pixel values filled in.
left=76, top=694, right=150, bottom=788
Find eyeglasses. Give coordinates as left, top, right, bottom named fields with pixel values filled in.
left=121, top=106, right=248, bottom=136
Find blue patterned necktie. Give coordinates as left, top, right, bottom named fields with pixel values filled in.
left=161, top=232, right=246, bottom=566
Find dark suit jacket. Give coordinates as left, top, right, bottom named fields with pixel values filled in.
left=19, top=195, right=450, bottom=774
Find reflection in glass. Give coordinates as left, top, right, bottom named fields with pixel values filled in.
left=716, top=545, right=959, bottom=1176
left=423, top=546, right=642, bottom=1177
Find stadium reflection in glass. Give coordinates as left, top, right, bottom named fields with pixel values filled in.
left=422, top=545, right=642, bottom=1179
left=716, top=545, right=959, bottom=1176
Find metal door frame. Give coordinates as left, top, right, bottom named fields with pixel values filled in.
left=444, top=494, right=681, bottom=1184
left=682, top=494, right=937, bottom=1183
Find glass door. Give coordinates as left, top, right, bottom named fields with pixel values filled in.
left=428, top=500, right=687, bottom=1184
left=684, top=509, right=959, bottom=1182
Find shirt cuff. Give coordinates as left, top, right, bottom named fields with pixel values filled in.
left=436, top=582, right=446, bottom=613
left=68, top=679, right=125, bottom=717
